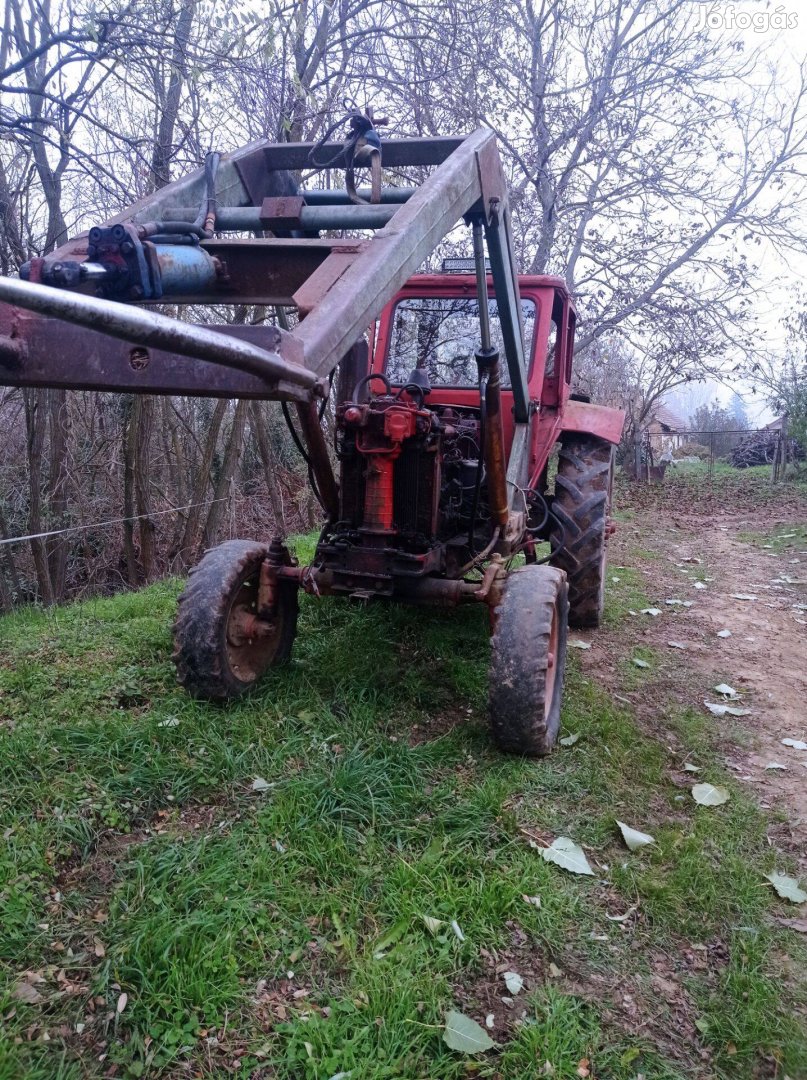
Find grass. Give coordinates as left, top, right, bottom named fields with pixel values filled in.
left=737, top=522, right=807, bottom=553
left=618, top=461, right=807, bottom=514
left=0, top=544, right=805, bottom=1078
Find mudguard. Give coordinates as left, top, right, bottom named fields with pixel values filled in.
left=561, top=399, right=625, bottom=446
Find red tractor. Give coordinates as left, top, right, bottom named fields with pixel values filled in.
left=0, top=121, right=623, bottom=755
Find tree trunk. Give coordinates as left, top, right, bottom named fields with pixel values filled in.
left=202, top=400, right=248, bottom=549
left=150, top=1, right=196, bottom=187
left=173, top=398, right=227, bottom=569
left=122, top=397, right=140, bottom=586
left=23, top=389, right=54, bottom=605
left=134, top=397, right=156, bottom=580
left=0, top=501, right=23, bottom=609
left=46, top=389, right=71, bottom=601
left=250, top=402, right=286, bottom=534
left=122, top=396, right=155, bottom=585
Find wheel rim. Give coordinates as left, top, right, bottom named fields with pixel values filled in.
left=544, top=603, right=560, bottom=721
left=225, top=575, right=283, bottom=684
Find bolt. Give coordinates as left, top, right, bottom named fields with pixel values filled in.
left=129, top=347, right=149, bottom=371
left=121, top=240, right=134, bottom=255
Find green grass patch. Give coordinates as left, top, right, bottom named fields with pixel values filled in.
left=602, top=563, right=647, bottom=627
left=738, top=523, right=807, bottom=553
left=617, top=463, right=807, bottom=514
left=0, top=567, right=805, bottom=1077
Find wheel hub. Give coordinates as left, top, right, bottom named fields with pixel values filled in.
left=227, top=605, right=275, bottom=647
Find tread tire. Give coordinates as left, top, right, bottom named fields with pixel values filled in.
left=173, top=539, right=298, bottom=701
left=489, top=564, right=568, bottom=757
left=549, top=435, right=615, bottom=629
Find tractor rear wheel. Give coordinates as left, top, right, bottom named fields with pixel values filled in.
left=488, top=565, right=568, bottom=756
left=173, top=540, right=298, bottom=701
left=549, top=435, right=615, bottom=629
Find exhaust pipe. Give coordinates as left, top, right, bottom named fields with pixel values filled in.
left=0, top=276, right=321, bottom=393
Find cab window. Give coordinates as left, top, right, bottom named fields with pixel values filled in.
left=385, top=296, right=536, bottom=387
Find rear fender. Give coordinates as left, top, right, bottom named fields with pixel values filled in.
left=561, top=399, right=625, bottom=446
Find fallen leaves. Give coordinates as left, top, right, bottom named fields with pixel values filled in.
left=421, top=915, right=443, bottom=936
left=692, top=783, right=730, bottom=806
left=766, top=873, right=807, bottom=904
left=776, top=917, right=807, bottom=932
left=632, top=658, right=650, bottom=669
left=443, top=1010, right=494, bottom=1053
left=640, top=607, right=662, bottom=616
left=716, top=629, right=732, bottom=638
left=450, top=920, right=465, bottom=942
left=502, top=971, right=523, bottom=995
left=541, top=837, right=595, bottom=876
left=12, top=978, right=43, bottom=1004
left=704, top=701, right=751, bottom=717
left=569, top=639, right=591, bottom=650
left=605, top=905, right=638, bottom=923
left=713, top=683, right=738, bottom=697
left=559, top=732, right=580, bottom=746
left=251, top=777, right=273, bottom=792
left=616, top=820, right=655, bottom=851
left=782, top=738, right=807, bottom=751
left=731, top=593, right=758, bottom=601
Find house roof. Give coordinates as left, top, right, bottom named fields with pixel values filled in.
left=765, top=415, right=785, bottom=430
left=647, top=404, right=687, bottom=432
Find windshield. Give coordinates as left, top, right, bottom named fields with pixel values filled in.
left=384, top=296, right=536, bottom=388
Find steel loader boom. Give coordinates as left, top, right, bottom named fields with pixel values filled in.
left=0, top=128, right=526, bottom=409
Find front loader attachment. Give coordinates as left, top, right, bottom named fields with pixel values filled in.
left=0, top=127, right=527, bottom=412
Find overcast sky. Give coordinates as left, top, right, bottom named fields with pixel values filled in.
left=702, top=2, right=807, bottom=423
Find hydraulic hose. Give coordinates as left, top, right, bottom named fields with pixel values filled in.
left=467, top=369, right=488, bottom=550
left=195, top=150, right=221, bottom=234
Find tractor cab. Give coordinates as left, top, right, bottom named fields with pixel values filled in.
left=372, top=272, right=578, bottom=441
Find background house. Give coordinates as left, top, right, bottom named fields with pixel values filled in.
left=643, top=404, right=687, bottom=452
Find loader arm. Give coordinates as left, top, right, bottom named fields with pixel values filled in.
left=0, top=129, right=528, bottom=416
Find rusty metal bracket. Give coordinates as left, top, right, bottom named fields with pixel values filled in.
left=260, top=196, right=306, bottom=231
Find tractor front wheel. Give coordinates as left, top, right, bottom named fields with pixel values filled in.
left=488, top=565, right=568, bottom=756
left=549, top=435, right=615, bottom=629
left=173, top=540, right=298, bottom=701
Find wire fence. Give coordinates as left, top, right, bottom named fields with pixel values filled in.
left=0, top=499, right=226, bottom=548
left=627, top=426, right=796, bottom=484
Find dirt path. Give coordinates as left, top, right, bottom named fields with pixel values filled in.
left=580, top=502, right=807, bottom=861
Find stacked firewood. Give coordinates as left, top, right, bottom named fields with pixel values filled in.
left=728, top=431, right=803, bottom=467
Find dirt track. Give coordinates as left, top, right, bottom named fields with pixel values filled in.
left=578, top=489, right=807, bottom=865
